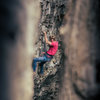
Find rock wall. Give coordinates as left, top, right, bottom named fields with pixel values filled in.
left=33, top=0, right=69, bottom=100
left=59, top=0, right=100, bottom=100
left=34, top=0, right=100, bottom=100
left=0, top=0, right=100, bottom=100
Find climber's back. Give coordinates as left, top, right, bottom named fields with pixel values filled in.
left=47, top=41, right=58, bottom=56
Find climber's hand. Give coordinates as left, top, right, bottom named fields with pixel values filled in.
left=43, top=31, right=46, bottom=34
left=41, top=52, right=45, bottom=55
left=40, top=52, right=45, bottom=56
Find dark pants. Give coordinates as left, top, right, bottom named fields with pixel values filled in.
left=32, top=54, right=52, bottom=74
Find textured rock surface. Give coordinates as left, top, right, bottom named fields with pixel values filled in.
left=59, top=0, right=100, bottom=100
left=34, top=0, right=100, bottom=100
left=0, top=0, right=100, bottom=100
left=33, top=0, right=68, bottom=100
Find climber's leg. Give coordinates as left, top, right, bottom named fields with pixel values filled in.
left=39, top=62, right=46, bottom=74
left=32, top=56, right=47, bottom=72
left=39, top=55, right=52, bottom=74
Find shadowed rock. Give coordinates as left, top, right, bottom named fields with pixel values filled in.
left=59, top=0, right=100, bottom=100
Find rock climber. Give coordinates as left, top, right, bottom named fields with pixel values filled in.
left=32, top=31, right=58, bottom=75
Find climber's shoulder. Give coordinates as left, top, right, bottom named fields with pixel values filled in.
left=50, top=41, right=58, bottom=46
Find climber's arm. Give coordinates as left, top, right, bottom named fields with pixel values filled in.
left=43, top=31, right=52, bottom=45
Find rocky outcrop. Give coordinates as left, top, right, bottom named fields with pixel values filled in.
left=34, top=0, right=100, bottom=100
left=33, top=0, right=68, bottom=100
left=1, top=0, right=100, bottom=100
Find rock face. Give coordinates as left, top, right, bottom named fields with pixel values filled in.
left=59, top=0, right=100, bottom=100
left=0, top=0, right=100, bottom=100
left=34, top=0, right=100, bottom=100
left=33, top=0, right=68, bottom=100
